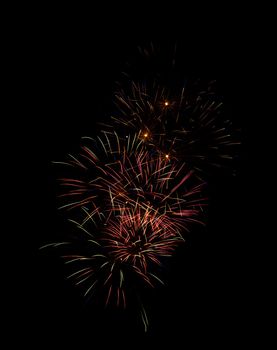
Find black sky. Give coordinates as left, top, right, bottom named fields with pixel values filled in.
left=11, top=7, right=258, bottom=348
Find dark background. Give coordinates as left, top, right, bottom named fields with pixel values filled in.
left=12, top=6, right=259, bottom=348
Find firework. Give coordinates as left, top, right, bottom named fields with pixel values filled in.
left=42, top=43, right=239, bottom=332
left=100, top=44, right=240, bottom=176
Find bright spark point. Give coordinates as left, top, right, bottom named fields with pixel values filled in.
left=144, top=133, right=148, bottom=138
left=165, top=154, right=169, bottom=159
left=164, top=101, right=169, bottom=106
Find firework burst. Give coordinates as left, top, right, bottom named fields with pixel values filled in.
left=105, top=80, right=240, bottom=176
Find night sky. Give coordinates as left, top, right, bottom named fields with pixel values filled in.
left=13, top=7, right=257, bottom=348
